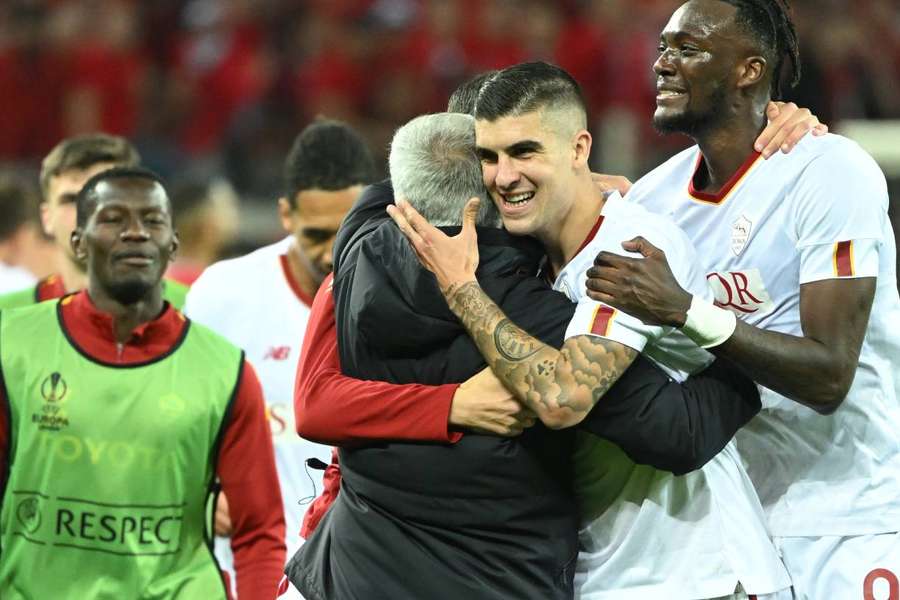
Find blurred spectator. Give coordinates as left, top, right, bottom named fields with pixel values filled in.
left=171, top=0, right=275, bottom=156
left=0, top=2, right=65, bottom=159
left=0, top=173, right=53, bottom=292
left=0, top=0, right=896, bottom=206
left=63, top=0, right=148, bottom=137
left=166, top=176, right=240, bottom=285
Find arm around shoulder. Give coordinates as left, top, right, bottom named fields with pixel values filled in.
left=580, top=355, right=760, bottom=474
left=294, top=279, right=461, bottom=445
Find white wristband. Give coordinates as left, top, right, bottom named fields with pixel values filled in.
left=681, top=295, right=737, bottom=348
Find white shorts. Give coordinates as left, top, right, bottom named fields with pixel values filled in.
left=775, top=532, right=900, bottom=600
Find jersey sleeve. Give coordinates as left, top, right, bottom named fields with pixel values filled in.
left=294, top=275, right=462, bottom=446
left=790, top=141, right=889, bottom=284
left=218, top=361, right=286, bottom=600
left=565, top=214, right=711, bottom=353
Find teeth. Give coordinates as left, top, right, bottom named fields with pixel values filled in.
left=505, top=192, right=534, bottom=204
left=658, top=90, right=683, bottom=97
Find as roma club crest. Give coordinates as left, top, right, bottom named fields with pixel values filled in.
left=731, top=215, right=753, bottom=256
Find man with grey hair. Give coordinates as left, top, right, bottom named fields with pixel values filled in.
left=389, top=112, right=500, bottom=229
left=287, top=110, right=579, bottom=599
left=289, top=96, right=770, bottom=598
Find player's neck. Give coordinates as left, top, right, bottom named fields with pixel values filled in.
left=284, top=240, right=321, bottom=300
left=86, top=282, right=165, bottom=343
left=545, top=178, right=605, bottom=275
left=0, top=240, right=15, bottom=265
left=56, top=249, right=88, bottom=293
left=694, top=110, right=766, bottom=193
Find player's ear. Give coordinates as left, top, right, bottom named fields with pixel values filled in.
left=40, top=202, right=53, bottom=236
left=71, top=228, right=87, bottom=263
left=573, top=129, right=592, bottom=168
left=737, top=55, right=767, bottom=90
left=169, top=231, right=180, bottom=261
left=278, top=197, right=295, bottom=233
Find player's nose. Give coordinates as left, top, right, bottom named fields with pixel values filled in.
left=495, top=155, right=520, bottom=190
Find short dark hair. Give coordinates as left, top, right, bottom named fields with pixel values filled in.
left=474, top=62, right=588, bottom=124
left=76, top=166, right=167, bottom=228
left=721, top=0, right=800, bottom=98
left=447, top=71, right=498, bottom=115
left=0, top=172, right=39, bottom=241
left=40, top=134, right=140, bottom=198
left=283, top=119, right=375, bottom=206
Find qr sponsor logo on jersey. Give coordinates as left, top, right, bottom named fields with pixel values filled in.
left=706, top=269, right=774, bottom=317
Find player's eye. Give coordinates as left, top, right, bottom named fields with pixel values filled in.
left=303, top=229, right=332, bottom=243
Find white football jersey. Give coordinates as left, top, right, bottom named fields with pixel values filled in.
left=557, top=194, right=789, bottom=599
left=629, top=134, right=900, bottom=537
left=185, top=237, right=333, bottom=572
left=0, top=262, right=36, bottom=294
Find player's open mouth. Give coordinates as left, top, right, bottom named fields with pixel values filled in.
left=502, top=191, right=534, bottom=207
left=656, top=88, right=687, bottom=104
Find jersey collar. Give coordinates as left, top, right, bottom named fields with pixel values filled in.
left=36, top=274, right=67, bottom=301
left=688, top=150, right=763, bottom=205
left=59, top=291, right=187, bottom=365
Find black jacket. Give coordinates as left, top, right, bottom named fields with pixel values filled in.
left=286, top=181, right=761, bottom=600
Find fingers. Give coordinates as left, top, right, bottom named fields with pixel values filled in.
left=754, top=101, right=788, bottom=155
left=585, top=260, right=625, bottom=307
left=593, top=250, right=624, bottom=267
left=620, top=236, right=657, bottom=257
left=386, top=204, right=428, bottom=251
left=591, top=173, right=633, bottom=197
left=397, top=198, right=437, bottom=236
left=756, top=101, right=801, bottom=158
left=462, top=197, right=481, bottom=232
left=756, top=102, right=827, bottom=158
left=778, top=110, right=824, bottom=153
left=584, top=269, right=618, bottom=305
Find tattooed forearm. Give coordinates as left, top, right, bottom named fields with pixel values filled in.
left=444, top=280, right=638, bottom=428
left=495, top=319, right=542, bottom=361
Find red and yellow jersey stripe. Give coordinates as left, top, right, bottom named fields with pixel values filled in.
left=833, top=240, right=855, bottom=277
left=590, top=305, right=617, bottom=337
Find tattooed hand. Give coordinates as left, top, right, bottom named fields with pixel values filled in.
left=387, top=197, right=481, bottom=292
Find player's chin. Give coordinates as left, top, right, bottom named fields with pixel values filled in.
left=652, top=110, right=684, bottom=134
left=107, top=277, right=156, bottom=305
left=499, top=215, right=535, bottom=237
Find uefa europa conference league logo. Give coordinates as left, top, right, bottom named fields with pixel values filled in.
left=33, top=372, right=70, bottom=432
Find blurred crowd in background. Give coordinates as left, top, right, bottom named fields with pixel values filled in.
left=1, top=0, right=898, bottom=250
